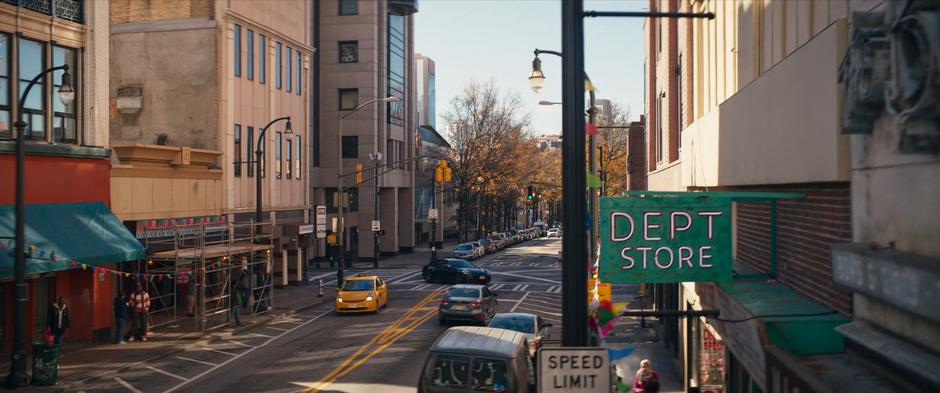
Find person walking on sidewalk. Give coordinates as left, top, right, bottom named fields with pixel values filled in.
left=186, top=277, right=196, bottom=317
left=237, top=269, right=250, bottom=310
left=113, top=292, right=128, bottom=344
left=47, top=297, right=70, bottom=346
left=227, top=275, right=244, bottom=327
left=632, top=359, right=660, bottom=393
left=129, top=283, right=150, bottom=342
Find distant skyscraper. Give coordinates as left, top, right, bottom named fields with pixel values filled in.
left=416, top=53, right=436, bottom=129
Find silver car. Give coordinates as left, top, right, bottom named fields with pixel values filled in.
left=487, top=312, right=552, bottom=356
left=453, top=243, right=476, bottom=260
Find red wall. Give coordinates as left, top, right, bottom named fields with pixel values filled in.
left=0, top=154, right=110, bottom=205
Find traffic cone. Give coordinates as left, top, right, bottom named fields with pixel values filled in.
left=318, top=279, right=324, bottom=297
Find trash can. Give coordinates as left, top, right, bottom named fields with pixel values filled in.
left=30, top=341, right=60, bottom=386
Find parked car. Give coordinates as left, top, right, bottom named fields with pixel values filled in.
left=487, top=313, right=552, bottom=356
left=438, top=284, right=498, bottom=325
left=478, top=238, right=497, bottom=253
left=470, top=241, right=485, bottom=259
left=418, top=326, right=534, bottom=393
left=453, top=243, right=477, bottom=260
left=490, top=234, right=506, bottom=250
left=508, top=230, right=519, bottom=244
left=423, top=258, right=491, bottom=284
left=547, top=228, right=561, bottom=238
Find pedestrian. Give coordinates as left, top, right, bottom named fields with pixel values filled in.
left=128, top=283, right=150, bottom=342
left=186, top=276, right=196, bottom=317
left=47, top=297, right=69, bottom=346
left=237, top=269, right=250, bottom=310
left=227, top=274, right=243, bottom=327
left=113, top=292, right=128, bottom=344
left=632, top=359, right=660, bottom=393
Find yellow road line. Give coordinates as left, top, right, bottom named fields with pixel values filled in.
left=304, top=288, right=444, bottom=393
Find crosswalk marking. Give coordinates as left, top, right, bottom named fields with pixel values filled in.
left=547, top=285, right=561, bottom=294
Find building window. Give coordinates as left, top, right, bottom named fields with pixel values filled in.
left=656, top=94, right=664, bottom=163
left=0, top=34, right=9, bottom=139
left=18, top=37, right=45, bottom=140
left=296, top=50, right=302, bottom=95
left=339, top=41, right=358, bottom=63
left=52, top=45, right=76, bottom=144
left=326, top=187, right=358, bottom=213
left=234, top=124, right=242, bottom=177
left=286, top=137, right=293, bottom=179
left=678, top=52, right=684, bottom=149
left=234, top=24, right=241, bottom=77
left=339, top=0, right=358, bottom=15
left=247, top=29, right=254, bottom=81
left=276, top=131, right=283, bottom=179
left=387, top=14, right=406, bottom=126
left=286, top=46, right=292, bottom=93
left=276, top=41, right=282, bottom=89
left=247, top=126, right=254, bottom=177
left=259, top=34, right=266, bottom=84
left=296, top=135, right=302, bottom=180
left=339, top=88, right=358, bottom=110
left=342, top=135, right=358, bottom=158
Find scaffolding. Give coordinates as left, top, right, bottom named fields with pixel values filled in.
left=145, top=221, right=274, bottom=333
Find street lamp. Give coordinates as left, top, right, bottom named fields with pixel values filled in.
left=538, top=100, right=563, bottom=106
left=336, top=96, right=398, bottom=287
left=255, top=116, right=293, bottom=229
left=368, top=151, right=383, bottom=268
left=6, top=64, right=74, bottom=388
left=528, top=56, right=546, bottom=93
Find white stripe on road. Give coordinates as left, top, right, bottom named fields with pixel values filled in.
left=176, top=356, right=218, bottom=367
left=491, top=271, right=560, bottom=284
left=510, top=292, right=530, bottom=312
left=248, top=333, right=273, bottom=338
left=489, top=284, right=504, bottom=290
left=146, top=366, right=190, bottom=382
left=165, top=309, right=333, bottom=393
left=228, top=339, right=253, bottom=348
left=115, top=377, right=143, bottom=393
left=201, top=347, right=238, bottom=356
left=391, top=271, right=423, bottom=284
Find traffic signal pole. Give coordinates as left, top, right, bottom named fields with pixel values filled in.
left=561, top=0, right=588, bottom=347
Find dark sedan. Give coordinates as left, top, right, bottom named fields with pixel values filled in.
left=438, top=284, right=498, bottom=325
left=422, top=258, right=491, bottom=284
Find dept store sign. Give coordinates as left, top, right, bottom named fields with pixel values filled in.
left=600, top=196, right=732, bottom=283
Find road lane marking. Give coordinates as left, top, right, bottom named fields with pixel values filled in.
left=115, top=377, right=143, bottom=393
left=491, top=271, right=560, bottom=284
left=489, top=283, right=504, bottom=290
left=201, top=347, right=238, bottom=356
left=228, top=340, right=253, bottom=348
left=248, top=333, right=273, bottom=338
left=510, top=291, right=530, bottom=312
left=165, top=308, right=334, bottom=393
left=391, top=270, right=423, bottom=284
left=176, top=356, right=218, bottom=367
left=146, top=366, right=189, bottom=382
left=304, top=288, right=445, bottom=393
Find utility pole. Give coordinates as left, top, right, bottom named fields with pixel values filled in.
left=561, top=0, right=588, bottom=347
left=371, top=152, right=381, bottom=268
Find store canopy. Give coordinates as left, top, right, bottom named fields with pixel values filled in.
left=0, top=202, right=145, bottom=280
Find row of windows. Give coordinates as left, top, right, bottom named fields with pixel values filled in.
left=0, top=33, right=78, bottom=143
left=233, top=24, right=302, bottom=95
left=233, top=123, right=302, bottom=180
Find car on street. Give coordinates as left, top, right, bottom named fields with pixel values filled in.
left=335, top=273, right=388, bottom=314
left=470, top=241, right=485, bottom=258
left=489, top=234, right=506, bottom=250
left=423, top=258, right=491, bottom=284
left=453, top=243, right=477, bottom=260
left=418, top=326, right=534, bottom=393
left=487, top=313, right=552, bottom=356
left=547, top=228, right=561, bottom=238
left=438, top=284, right=499, bottom=325
left=479, top=238, right=497, bottom=253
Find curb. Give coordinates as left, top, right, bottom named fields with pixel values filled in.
left=64, top=298, right=330, bottom=390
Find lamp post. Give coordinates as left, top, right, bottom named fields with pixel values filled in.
left=6, top=64, right=74, bottom=388
left=368, top=152, right=382, bottom=268
left=255, top=116, right=293, bottom=230
left=336, top=96, right=398, bottom=287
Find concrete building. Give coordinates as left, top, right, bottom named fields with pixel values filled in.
left=625, top=116, right=647, bottom=191
left=415, top=53, right=435, bottom=129
left=312, top=0, right=418, bottom=263
left=0, top=1, right=146, bottom=345
left=108, top=0, right=315, bottom=323
left=639, top=1, right=923, bottom=392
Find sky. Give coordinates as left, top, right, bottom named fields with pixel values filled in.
left=415, top=0, right=648, bottom=135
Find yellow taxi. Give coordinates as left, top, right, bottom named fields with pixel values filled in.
left=335, top=273, right=389, bottom=314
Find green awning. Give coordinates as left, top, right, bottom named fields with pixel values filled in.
left=718, top=280, right=850, bottom=355
left=0, top=202, right=145, bottom=279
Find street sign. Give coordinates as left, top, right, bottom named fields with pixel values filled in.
left=371, top=220, right=381, bottom=232
left=538, top=347, right=610, bottom=393
left=298, top=224, right=314, bottom=235
left=599, top=196, right=732, bottom=283
left=315, top=205, right=327, bottom=239
left=428, top=208, right=439, bottom=220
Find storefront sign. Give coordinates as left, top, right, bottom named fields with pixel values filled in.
left=599, top=196, right=732, bottom=283
left=539, top=348, right=610, bottom=393
left=315, top=205, right=327, bottom=239
left=299, top=224, right=314, bottom=235
left=133, top=216, right=227, bottom=239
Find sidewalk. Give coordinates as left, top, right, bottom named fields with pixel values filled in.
left=0, top=284, right=328, bottom=390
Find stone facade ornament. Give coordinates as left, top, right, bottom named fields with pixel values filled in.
left=839, top=12, right=890, bottom=135
left=886, top=7, right=940, bottom=154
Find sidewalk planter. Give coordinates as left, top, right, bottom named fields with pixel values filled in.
left=31, top=342, right=60, bottom=386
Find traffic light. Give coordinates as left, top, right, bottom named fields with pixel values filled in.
left=527, top=185, right=534, bottom=200
left=444, top=167, right=452, bottom=183
left=434, top=166, right=443, bottom=183
left=355, top=163, right=363, bottom=185
left=435, top=159, right=451, bottom=183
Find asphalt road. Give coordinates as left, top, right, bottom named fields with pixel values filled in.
left=77, top=238, right=562, bottom=393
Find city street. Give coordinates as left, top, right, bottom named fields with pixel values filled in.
left=73, top=239, right=562, bottom=393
